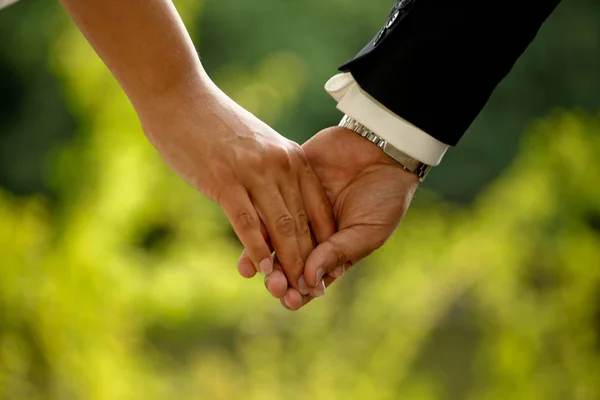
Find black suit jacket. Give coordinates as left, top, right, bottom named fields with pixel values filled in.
left=340, top=0, right=563, bottom=146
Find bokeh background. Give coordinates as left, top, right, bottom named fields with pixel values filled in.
left=1, top=0, right=600, bottom=399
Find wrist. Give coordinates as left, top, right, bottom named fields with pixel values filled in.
left=337, top=115, right=432, bottom=182
left=135, top=75, right=222, bottom=140
left=133, top=69, right=215, bottom=125
left=333, top=126, right=419, bottom=186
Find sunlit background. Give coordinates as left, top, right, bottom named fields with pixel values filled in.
left=1, top=0, right=600, bottom=399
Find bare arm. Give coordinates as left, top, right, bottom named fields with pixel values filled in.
left=59, top=0, right=336, bottom=293
left=59, top=0, right=205, bottom=111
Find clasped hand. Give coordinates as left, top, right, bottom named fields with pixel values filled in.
left=142, top=85, right=418, bottom=311
left=238, top=127, right=419, bottom=311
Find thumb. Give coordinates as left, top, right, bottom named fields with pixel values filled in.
left=303, top=226, right=383, bottom=287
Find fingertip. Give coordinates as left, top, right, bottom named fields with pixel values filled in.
left=298, top=276, right=310, bottom=295
left=259, top=257, right=273, bottom=275
left=283, top=288, right=304, bottom=311
left=303, top=242, right=331, bottom=287
left=238, top=251, right=257, bottom=278
left=266, top=269, right=288, bottom=298
left=280, top=298, right=292, bottom=311
left=310, top=280, right=326, bottom=297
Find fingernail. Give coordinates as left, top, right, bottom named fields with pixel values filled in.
left=312, top=280, right=326, bottom=297
left=264, top=275, right=269, bottom=290
left=330, top=265, right=345, bottom=279
left=283, top=290, right=297, bottom=310
left=259, top=258, right=273, bottom=275
left=298, top=276, right=310, bottom=295
left=315, top=267, right=325, bottom=284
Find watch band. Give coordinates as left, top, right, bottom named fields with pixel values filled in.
left=338, top=114, right=432, bottom=181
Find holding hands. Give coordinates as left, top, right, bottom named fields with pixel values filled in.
left=141, top=83, right=338, bottom=297
left=144, top=85, right=418, bottom=311
left=58, top=0, right=419, bottom=311
left=239, top=126, right=419, bottom=310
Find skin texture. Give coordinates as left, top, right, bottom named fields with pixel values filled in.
left=59, top=0, right=337, bottom=290
left=239, top=126, right=420, bottom=310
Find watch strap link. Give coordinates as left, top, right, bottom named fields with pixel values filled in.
left=339, top=114, right=432, bottom=181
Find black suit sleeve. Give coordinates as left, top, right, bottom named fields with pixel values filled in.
left=339, top=0, right=562, bottom=146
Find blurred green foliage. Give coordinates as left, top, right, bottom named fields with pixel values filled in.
left=1, top=0, right=600, bottom=399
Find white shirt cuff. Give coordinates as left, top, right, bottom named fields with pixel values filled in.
left=325, top=72, right=449, bottom=166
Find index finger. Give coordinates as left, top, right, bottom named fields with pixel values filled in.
left=220, top=186, right=273, bottom=275
left=251, top=185, right=305, bottom=291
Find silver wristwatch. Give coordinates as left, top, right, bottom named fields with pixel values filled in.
left=338, top=115, right=432, bottom=182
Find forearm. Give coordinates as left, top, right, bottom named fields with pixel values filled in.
left=59, top=0, right=209, bottom=112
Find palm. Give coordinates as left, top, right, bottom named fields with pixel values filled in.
left=302, top=126, right=418, bottom=267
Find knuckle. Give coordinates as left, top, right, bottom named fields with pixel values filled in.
left=235, top=209, right=258, bottom=232
left=288, top=143, right=308, bottom=167
left=296, top=212, right=310, bottom=235
left=273, top=147, right=292, bottom=171
left=246, top=152, right=262, bottom=167
left=212, top=181, right=239, bottom=206
left=211, top=186, right=227, bottom=205
left=277, top=151, right=293, bottom=172
left=274, top=213, right=296, bottom=236
left=244, top=152, right=266, bottom=173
